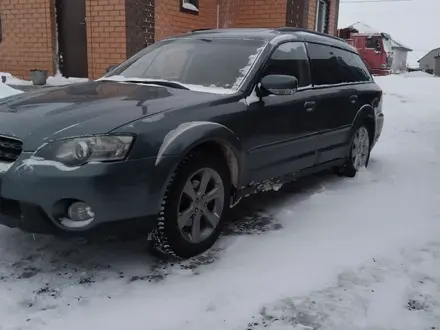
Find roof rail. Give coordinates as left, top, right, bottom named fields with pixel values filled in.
left=275, top=27, right=345, bottom=42
left=191, top=28, right=214, bottom=32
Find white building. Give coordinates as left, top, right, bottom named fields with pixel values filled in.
left=418, top=47, right=440, bottom=73
left=389, top=39, right=413, bottom=73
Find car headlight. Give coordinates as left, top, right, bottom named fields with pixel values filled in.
left=34, top=135, right=134, bottom=166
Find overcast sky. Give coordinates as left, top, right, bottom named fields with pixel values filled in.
left=338, top=0, right=439, bottom=65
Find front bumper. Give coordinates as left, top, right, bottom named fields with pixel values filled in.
left=371, top=69, right=391, bottom=76
left=0, top=153, right=179, bottom=235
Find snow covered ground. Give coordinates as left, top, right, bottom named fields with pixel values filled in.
left=0, top=72, right=88, bottom=87
left=0, top=82, right=23, bottom=99
left=0, top=73, right=440, bottom=330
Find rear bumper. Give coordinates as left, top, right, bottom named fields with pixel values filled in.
left=0, top=153, right=179, bottom=235
left=373, top=112, right=384, bottom=148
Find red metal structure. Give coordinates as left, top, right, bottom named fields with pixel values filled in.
left=338, top=27, right=394, bottom=76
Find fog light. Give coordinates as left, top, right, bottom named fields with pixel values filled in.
left=60, top=202, right=95, bottom=229
left=68, top=202, right=95, bottom=222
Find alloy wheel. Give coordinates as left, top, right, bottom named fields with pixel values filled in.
left=352, top=126, right=370, bottom=170
left=177, top=168, right=225, bottom=244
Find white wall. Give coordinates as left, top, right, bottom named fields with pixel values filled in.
left=391, top=49, right=409, bottom=73
left=419, top=48, right=440, bottom=71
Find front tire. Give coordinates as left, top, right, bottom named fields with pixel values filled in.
left=338, top=125, right=371, bottom=178
left=151, top=151, right=231, bottom=259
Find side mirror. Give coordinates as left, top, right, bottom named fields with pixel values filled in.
left=375, top=40, right=381, bottom=52
left=105, top=64, right=119, bottom=74
left=259, top=74, right=298, bottom=96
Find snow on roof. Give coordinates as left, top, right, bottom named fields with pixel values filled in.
left=348, top=22, right=379, bottom=34
left=390, top=39, right=412, bottom=51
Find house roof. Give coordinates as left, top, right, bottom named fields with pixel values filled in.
left=417, top=47, right=440, bottom=62
left=390, top=39, right=412, bottom=51
left=346, top=22, right=412, bottom=52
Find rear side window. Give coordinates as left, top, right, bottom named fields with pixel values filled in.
left=262, top=42, right=311, bottom=87
left=334, top=48, right=372, bottom=83
left=306, top=43, right=341, bottom=86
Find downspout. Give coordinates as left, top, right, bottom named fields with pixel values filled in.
left=216, top=3, right=220, bottom=29
left=334, top=0, right=340, bottom=35
left=314, top=0, right=320, bottom=31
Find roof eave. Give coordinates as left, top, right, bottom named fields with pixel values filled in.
left=393, top=46, right=412, bottom=51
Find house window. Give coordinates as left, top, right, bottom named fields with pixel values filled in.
left=315, top=0, right=330, bottom=34
left=181, top=0, right=199, bottom=14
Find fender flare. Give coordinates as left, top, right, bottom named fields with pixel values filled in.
left=151, top=121, right=244, bottom=211
left=349, top=104, right=376, bottom=138
left=343, top=105, right=376, bottom=160
left=155, top=121, right=241, bottom=165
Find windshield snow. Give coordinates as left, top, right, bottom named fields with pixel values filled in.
left=104, top=38, right=266, bottom=93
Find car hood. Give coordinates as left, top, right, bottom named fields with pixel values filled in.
left=0, top=80, right=226, bottom=151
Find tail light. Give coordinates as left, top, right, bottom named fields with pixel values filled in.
left=373, top=95, right=383, bottom=115
left=374, top=95, right=383, bottom=115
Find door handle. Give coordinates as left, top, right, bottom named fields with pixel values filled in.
left=304, top=101, right=316, bottom=112
left=349, top=95, right=358, bottom=103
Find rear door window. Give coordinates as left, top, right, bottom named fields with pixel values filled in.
left=334, top=48, right=372, bottom=83
left=306, top=43, right=341, bottom=86
left=262, top=42, right=311, bottom=88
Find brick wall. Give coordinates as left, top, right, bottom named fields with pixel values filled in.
left=219, top=0, right=286, bottom=29
left=328, top=0, right=339, bottom=35
left=85, top=0, right=127, bottom=79
left=126, top=0, right=155, bottom=58
left=0, top=0, right=56, bottom=80
left=155, top=0, right=218, bottom=41
left=218, top=0, right=238, bottom=28
left=0, top=0, right=341, bottom=81
left=286, top=0, right=308, bottom=28
left=307, top=0, right=316, bottom=30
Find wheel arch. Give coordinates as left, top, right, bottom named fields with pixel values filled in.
left=187, top=140, right=240, bottom=189
left=153, top=121, right=244, bottom=211
left=350, top=104, right=376, bottom=145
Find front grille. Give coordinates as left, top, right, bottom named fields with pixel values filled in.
left=386, top=56, right=393, bottom=69
left=0, top=136, right=23, bottom=162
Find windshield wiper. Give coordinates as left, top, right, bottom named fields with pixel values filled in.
left=121, top=80, right=190, bottom=90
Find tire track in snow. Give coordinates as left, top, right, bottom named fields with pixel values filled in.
left=244, top=242, right=440, bottom=330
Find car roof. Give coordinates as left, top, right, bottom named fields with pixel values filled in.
left=171, top=27, right=356, bottom=53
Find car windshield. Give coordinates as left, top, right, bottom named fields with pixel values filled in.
left=104, top=38, right=267, bottom=93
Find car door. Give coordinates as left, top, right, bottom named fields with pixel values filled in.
left=306, top=42, right=358, bottom=164
left=243, top=42, right=321, bottom=183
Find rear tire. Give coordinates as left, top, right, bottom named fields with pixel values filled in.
left=337, top=124, right=371, bottom=178
left=150, top=150, right=231, bottom=259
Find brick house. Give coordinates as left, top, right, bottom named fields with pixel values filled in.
left=0, top=0, right=340, bottom=80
